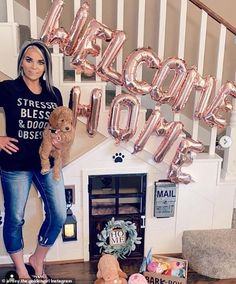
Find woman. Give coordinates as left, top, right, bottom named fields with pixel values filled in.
left=0, top=40, right=67, bottom=280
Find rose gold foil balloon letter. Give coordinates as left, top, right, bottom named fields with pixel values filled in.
left=123, top=48, right=160, bottom=95
left=151, top=57, right=187, bottom=105
left=71, top=19, right=113, bottom=76
left=194, top=75, right=215, bottom=120
left=108, top=94, right=140, bottom=143
left=69, top=86, right=81, bottom=128
left=133, top=108, right=162, bottom=154
left=87, top=89, right=102, bottom=136
left=40, top=0, right=64, bottom=45
left=168, top=138, right=204, bottom=184
left=97, top=30, right=126, bottom=85
left=153, top=120, right=183, bottom=163
left=203, top=81, right=236, bottom=128
left=69, top=87, right=102, bottom=136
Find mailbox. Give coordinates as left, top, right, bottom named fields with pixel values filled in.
left=154, top=181, right=176, bottom=218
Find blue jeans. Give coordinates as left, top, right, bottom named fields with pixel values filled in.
left=0, top=169, right=67, bottom=254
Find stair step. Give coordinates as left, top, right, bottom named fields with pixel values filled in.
left=0, top=71, right=12, bottom=81
left=65, top=120, right=106, bottom=166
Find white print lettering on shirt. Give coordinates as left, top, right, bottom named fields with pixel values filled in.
left=17, top=98, right=57, bottom=109
left=16, top=98, right=57, bottom=140
left=20, top=108, right=50, bottom=119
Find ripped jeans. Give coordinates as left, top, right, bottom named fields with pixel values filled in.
left=0, top=169, right=67, bottom=254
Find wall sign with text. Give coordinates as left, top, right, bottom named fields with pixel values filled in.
left=154, top=181, right=176, bottom=218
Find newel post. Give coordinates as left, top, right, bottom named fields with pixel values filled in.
left=221, top=98, right=236, bottom=181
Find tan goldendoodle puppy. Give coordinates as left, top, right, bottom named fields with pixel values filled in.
left=39, top=106, right=75, bottom=180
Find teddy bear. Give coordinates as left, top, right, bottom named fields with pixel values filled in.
left=39, top=106, right=75, bottom=180
left=94, top=254, right=128, bottom=284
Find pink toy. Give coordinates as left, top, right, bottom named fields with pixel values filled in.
left=147, top=261, right=158, bottom=272
left=128, top=273, right=148, bottom=284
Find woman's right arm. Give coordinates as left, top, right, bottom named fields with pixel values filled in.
left=0, top=82, right=19, bottom=154
left=0, top=136, right=19, bottom=155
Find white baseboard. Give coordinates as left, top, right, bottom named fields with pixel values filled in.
left=0, top=254, right=31, bottom=265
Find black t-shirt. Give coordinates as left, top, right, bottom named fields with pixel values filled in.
left=0, top=76, right=63, bottom=170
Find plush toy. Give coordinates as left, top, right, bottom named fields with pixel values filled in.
left=170, top=261, right=186, bottom=278
left=147, top=261, right=158, bottom=272
left=94, top=254, right=128, bottom=284
left=39, top=106, right=75, bottom=180
left=128, top=273, right=148, bottom=284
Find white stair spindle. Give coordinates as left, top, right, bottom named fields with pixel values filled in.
left=178, top=0, right=188, bottom=61
left=74, top=0, right=81, bottom=82
left=158, top=0, right=167, bottom=115
left=29, top=0, right=37, bottom=39
left=137, top=0, right=145, bottom=49
left=136, top=0, right=145, bottom=105
left=95, top=0, right=102, bottom=82
left=175, top=0, right=187, bottom=122
left=51, top=0, right=60, bottom=54
left=73, top=0, right=81, bottom=14
left=209, top=24, right=226, bottom=155
left=115, top=0, right=124, bottom=96
left=192, top=10, right=207, bottom=141
left=222, top=98, right=236, bottom=180
left=215, top=25, right=226, bottom=85
left=158, top=0, right=167, bottom=60
left=6, top=0, right=14, bottom=23
left=137, top=0, right=145, bottom=80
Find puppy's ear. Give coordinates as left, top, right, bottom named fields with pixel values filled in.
left=49, top=107, right=61, bottom=126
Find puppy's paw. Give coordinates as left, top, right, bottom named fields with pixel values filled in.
left=41, top=168, right=50, bottom=175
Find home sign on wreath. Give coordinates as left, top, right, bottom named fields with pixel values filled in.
left=96, top=218, right=142, bottom=259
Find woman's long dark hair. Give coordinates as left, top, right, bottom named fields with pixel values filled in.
left=17, top=40, right=55, bottom=94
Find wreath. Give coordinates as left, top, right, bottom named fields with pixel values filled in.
left=96, top=217, right=142, bottom=259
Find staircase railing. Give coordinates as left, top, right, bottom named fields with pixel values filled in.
left=3, top=0, right=236, bottom=181
left=189, top=0, right=236, bottom=34
left=188, top=0, right=236, bottom=180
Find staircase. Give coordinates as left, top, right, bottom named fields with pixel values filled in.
left=0, top=0, right=236, bottom=264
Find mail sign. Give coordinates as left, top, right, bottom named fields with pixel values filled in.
left=154, top=181, right=177, bottom=218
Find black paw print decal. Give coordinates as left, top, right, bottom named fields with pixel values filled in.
left=113, top=153, right=125, bottom=163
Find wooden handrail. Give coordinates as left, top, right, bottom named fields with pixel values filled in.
left=189, top=0, right=236, bottom=35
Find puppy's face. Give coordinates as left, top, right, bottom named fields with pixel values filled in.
left=49, top=107, right=73, bottom=132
